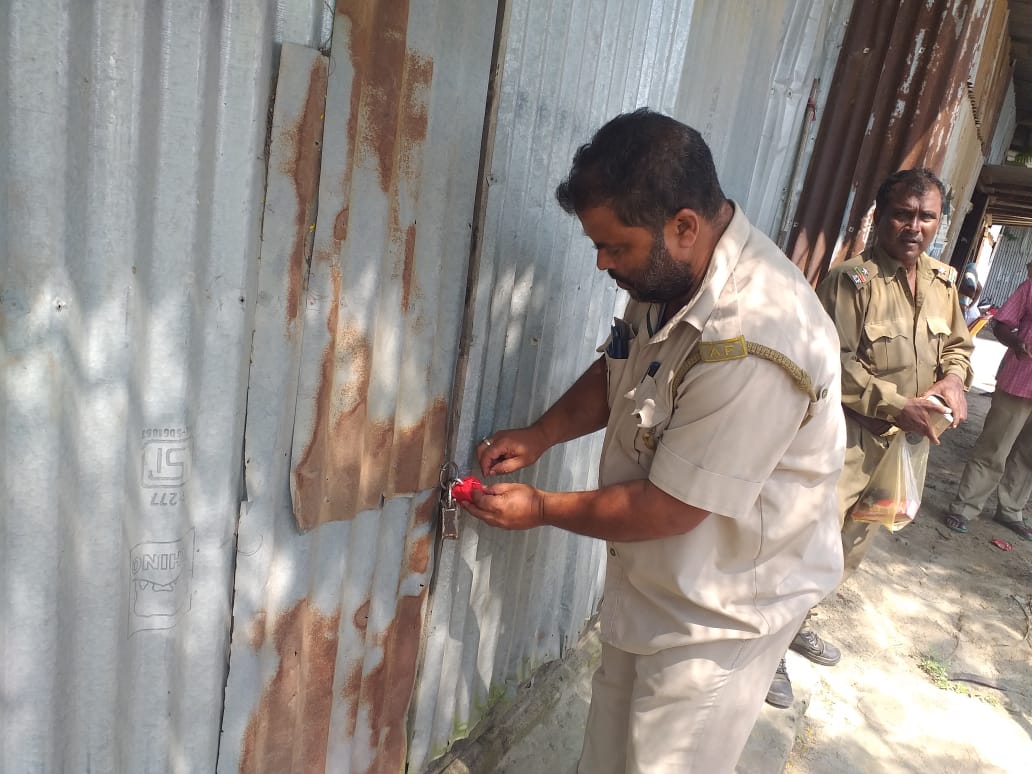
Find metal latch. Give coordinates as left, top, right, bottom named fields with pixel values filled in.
left=438, top=462, right=461, bottom=540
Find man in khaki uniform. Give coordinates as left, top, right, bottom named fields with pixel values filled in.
left=766, top=168, right=973, bottom=708
left=460, top=110, right=845, bottom=773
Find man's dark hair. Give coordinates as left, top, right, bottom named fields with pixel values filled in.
left=555, top=108, right=726, bottom=230
left=874, top=167, right=946, bottom=212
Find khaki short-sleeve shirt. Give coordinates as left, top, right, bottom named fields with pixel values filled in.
left=597, top=205, right=845, bottom=654
left=815, top=247, right=973, bottom=422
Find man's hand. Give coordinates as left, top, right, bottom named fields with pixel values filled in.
left=477, top=426, right=550, bottom=476
left=897, top=373, right=967, bottom=443
left=923, top=373, right=968, bottom=426
left=895, top=397, right=947, bottom=442
left=461, top=483, right=545, bottom=531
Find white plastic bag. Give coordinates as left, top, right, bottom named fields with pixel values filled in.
left=851, top=431, right=930, bottom=532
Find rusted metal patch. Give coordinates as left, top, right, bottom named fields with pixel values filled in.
left=387, top=396, right=448, bottom=497
left=239, top=599, right=342, bottom=774
left=787, top=0, right=993, bottom=282
left=291, top=0, right=444, bottom=530
left=283, top=57, right=329, bottom=323
left=343, top=496, right=434, bottom=773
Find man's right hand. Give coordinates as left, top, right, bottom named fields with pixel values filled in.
left=895, top=397, right=950, bottom=443
left=477, top=425, right=550, bottom=477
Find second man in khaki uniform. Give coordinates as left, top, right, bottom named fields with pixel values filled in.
left=766, top=167, right=973, bottom=708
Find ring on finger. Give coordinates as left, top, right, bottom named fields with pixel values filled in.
left=479, top=436, right=493, bottom=447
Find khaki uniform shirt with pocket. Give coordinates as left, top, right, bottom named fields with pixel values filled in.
left=596, top=204, right=845, bottom=654
left=815, top=246, right=973, bottom=423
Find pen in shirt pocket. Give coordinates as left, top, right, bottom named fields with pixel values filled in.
left=640, top=360, right=661, bottom=383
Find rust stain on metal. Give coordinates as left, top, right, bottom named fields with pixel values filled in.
left=387, top=396, right=448, bottom=497
left=341, top=599, right=372, bottom=738
left=293, top=0, right=446, bottom=528
left=336, top=0, right=412, bottom=194
left=398, top=51, right=433, bottom=181
left=392, top=50, right=429, bottom=315
left=293, top=266, right=354, bottom=530
left=787, top=0, right=991, bottom=282
left=282, top=57, right=328, bottom=323
left=345, top=496, right=435, bottom=773
left=250, top=610, right=267, bottom=650
left=239, top=599, right=342, bottom=774
left=401, top=223, right=417, bottom=313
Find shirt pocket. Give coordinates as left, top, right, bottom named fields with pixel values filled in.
left=863, top=319, right=912, bottom=374
left=623, top=374, right=674, bottom=464
left=925, top=315, right=952, bottom=369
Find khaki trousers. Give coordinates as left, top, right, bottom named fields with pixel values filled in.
left=948, top=389, right=1032, bottom=524
left=577, top=614, right=805, bottom=774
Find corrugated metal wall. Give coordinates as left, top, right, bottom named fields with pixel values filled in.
left=10, top=1, right=1009, bottom=772
left=218, top=2, right=499, bottom=773
left=982, top=226, right=1032, bottom=305
left=408, top=1, right=856, bottom=769
left=674, top=0, right=854, bottom=239
left=989, top=79, right=1018, bottom=165
left=408, top=0, right=693, bottom=764
left=0, top=2, right=331, bottom=773
left=787, top=0, right=999, bottom=281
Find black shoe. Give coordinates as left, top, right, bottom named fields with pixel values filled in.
left=994, top=516, right=1032, bottom=541
left=765, top=658, right=793, bottom=708
left=790, top=628, right=841, bottom=666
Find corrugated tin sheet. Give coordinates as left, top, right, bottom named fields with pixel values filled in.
left=787, top=0, right=997, bottom=281
left=219, top=2, right=498, bottom=772
left=969, top=0, right=1012, bottom=154
left=408, top=0, right=696, bottom=767
left=0, top=2, right=331, bottom=773
left=988, top=78, right=1017, bottom=164
left=982, top=226, right=1032, bottom=305
left=674, top=0, right=855, bottom=238
left=286, top=0, right=472, bottom=530
left=408, top=1, right=855, bottom=769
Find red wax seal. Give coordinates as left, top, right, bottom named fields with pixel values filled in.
left=451, top=477, right=483, bottom=504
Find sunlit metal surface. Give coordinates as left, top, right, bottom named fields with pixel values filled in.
left=0, top=2, right=331, bottom=772
left=674, top=0, right=854, bottom=238
left=408, top=0, right=857, bottom=768
left=219, top=2, right=498, bottom=772
left=787, top=0, right=1003, bottom=281
left=982, top=225, right=1032, bottom=305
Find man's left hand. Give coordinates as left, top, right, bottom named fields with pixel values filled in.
left=924, top=373, right=967, bottom=426
left=461, top=483, right=546, bottom=531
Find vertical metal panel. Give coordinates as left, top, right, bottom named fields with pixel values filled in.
left=0, top=2, right=331, bottom=774
left=408, top=1, right=698, bottom=768
left=936, top=87, right=986, bottom=265
left=983, top=226, right=1032, bottom=305
left=968, top=0, right=1012, bottom=154
left=988, top=78, right=1017, bottom=165
left=787, top=0, right=996, bottom=282
left=220, top=2, right=498, bottom=773
left=408, top=2, right=859, bottom=769
left=674, top=0, right=854, bottom=237
left=288, top=0, right=492, bottom=531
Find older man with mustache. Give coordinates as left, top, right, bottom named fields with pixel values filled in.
left=767, top=168, right=974, bottom=708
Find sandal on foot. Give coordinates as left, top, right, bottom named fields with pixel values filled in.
left=994, top=517, right=1032, bottom=541
left=943, top=514, right=969, bottom=533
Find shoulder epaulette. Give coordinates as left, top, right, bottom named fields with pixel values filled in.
left=934, top=265, right=958, bottom=285
left=846, top=265, right=872, bottom=289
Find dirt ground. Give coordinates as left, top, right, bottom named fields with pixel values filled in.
left=787, top=334, right=1032, bottom=774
